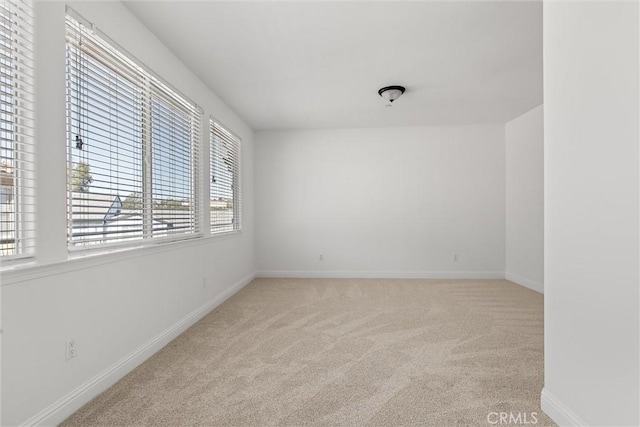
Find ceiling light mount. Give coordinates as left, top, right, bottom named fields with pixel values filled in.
left=378, top=85, right=406, bottom=106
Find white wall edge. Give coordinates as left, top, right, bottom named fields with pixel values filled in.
left=20, top=272, right=256, bottom=427
left=505, top=272, right=544, bottom=294
left=506, top=103, right=544, bottom=126
left=256, top=270, right=505, bottom=279
left=541, top=388, right=588, bottom=427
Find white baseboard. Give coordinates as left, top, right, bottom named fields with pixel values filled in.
left=21, top=272, right=255, bottom=427
left=541, top=388, right=588, bottom=427
left=505, top=272, right=544, bottom=294
left=256, top=270, right=505, bottom=280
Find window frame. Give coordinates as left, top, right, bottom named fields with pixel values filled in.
left=0, top=0, right=36, bottom=262
left=209, top=117, right=241, bottom=235
left=65, top=8, right=203, bottom=253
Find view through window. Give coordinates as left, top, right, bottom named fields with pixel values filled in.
left=210, top=120, right=240, bottom=234
left=66, top=10, right=201, bottom=249
left=0, top=0, right=35, bottom=259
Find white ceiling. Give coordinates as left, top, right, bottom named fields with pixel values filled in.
left=123, top=1, right=542, bottom=131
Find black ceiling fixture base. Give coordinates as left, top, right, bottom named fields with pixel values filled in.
left=378, top=86, right=406, bottom=97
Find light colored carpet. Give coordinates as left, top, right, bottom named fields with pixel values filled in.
left=62, top=278, right=555, bottom=426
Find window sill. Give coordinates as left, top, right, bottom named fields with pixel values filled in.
left=0, top=230, right=244, bottom=286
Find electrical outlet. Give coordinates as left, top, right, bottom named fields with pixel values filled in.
left=66, top=339, right=77, bottom=360
left=319, top=254, right=324, bottom=261
left=453, top=254, right=459, bottom=262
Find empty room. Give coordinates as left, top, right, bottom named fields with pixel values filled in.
left=1, top=1, right=638, bottom=426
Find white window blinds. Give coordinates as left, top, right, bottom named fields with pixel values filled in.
left=210, top=120, right=240, bottom=233
left=0, top=0, right=35, bottom=259
left=65, top=10, right=201, bottom=249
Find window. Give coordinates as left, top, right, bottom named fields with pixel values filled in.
left=210, top=119, right=240, bottom=234
left=65, top=10, right=201, bottom=249
left=0, top=0, right=35, bottom=259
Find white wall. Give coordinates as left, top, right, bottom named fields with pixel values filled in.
left=543, top=2, right=639, bottom=426
left=1, top=2, right=255, bottom=425
left=505, top=105, right=544, bottom=292
left=255, top=125, right=505, bottom=278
